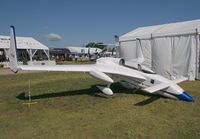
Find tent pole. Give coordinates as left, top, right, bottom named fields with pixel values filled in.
left=29, top=49, right=33, bottom=65
left=195, top=29, right=200, bottom=80
left=48, top=50, right=50, bottom=61
left=32, top=49, right=38, bottom=57
left=43, top=50, right=50, bottom=60
left=4, top=48, right=9, bottom=61
left=150, top=33, right=153, bottom=70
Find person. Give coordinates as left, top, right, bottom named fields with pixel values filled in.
left=75, top=55, right=78, bottom=62
left=61, top=55, right=65, bottom=62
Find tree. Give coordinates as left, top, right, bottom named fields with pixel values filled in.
left=107, top=47, right=113, bottom=52
left=85, top=42, right=107, bottom=50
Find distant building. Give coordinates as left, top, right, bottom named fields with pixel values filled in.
left=49, top=48, right=71, bottom=60
left=68, top=47, right=103, bottom=61
left=50, top=46, right=103, bottom=61
left=67, top=47, right=102, bottom=54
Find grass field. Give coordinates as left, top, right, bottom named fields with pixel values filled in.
left=57, top=60, right=95, bottom=65
left=0, top=71, right=200, bottom=139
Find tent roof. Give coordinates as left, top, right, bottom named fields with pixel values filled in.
left=120, top=19, right=200, bottom=41
left=0, top=35, right=49, bottom=50
left=66, top=47, right=102, bottom=54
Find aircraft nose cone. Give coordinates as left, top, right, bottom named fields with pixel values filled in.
left=179, top=91, right=193, bottom=102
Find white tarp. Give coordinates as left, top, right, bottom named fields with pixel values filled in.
left=138, top=40, right=152, bottom=68
left=119, top=19, right=200, bottom=80
left=152, top=37, right=172, bottom=78
left=171, top=35, right=196, bottom=79
left=119, top=41, right=137, bottom=59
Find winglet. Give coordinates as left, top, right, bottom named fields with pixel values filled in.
left=172, top=77, right=187, bottom=84
left=9, top=26, right=19, bottom=73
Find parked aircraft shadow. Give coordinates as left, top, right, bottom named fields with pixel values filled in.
left=134, top=96, right=161, bottom=106
left=16, top=85, right=108, bottom=100
left=111, top=83, right=165, bottom=105
left=16, top=82, right=163, bottom=106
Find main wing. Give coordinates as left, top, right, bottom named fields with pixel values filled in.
left=9, top=26, right=146, bottom=81
left=20, top=64, right=94, bottom=72
left=18, top=61, right=146, bottom=81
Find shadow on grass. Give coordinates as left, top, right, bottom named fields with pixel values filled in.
left=16, top=82, right=163, bottom=105
left=111, top=83, right=163, bottom=105
left=134, top=96, right=160, bottom=106
left=16, top=85, right=107, bottom=100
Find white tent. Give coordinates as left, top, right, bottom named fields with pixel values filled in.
left=0, top=35, right=50, bottom=62
left=67, top=47, right=102, bottom=54
left=119, top=19, right=200, bottom=80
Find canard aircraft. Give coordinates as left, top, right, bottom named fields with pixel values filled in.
left=9, top=26, right=193, bottom=102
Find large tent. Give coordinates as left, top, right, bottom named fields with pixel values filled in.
left=119, top=19, right=200, bottom=80
left=67, top=47, right=102, bottom=54
left=0, top=35, right=50, bottom=62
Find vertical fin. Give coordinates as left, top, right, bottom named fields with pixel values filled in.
left=9, top=26, right=19, bottom=73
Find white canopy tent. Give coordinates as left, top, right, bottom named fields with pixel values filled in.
left=67, top=47, right=102, bottom=54
left=119, top=19, right=200, bottom=80
left=0, top=35, right=50, bottom=62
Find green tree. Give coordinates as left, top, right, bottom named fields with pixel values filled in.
left=107, top=47, right=113, bottom=52
left=85, top=42, right=107, bottom=50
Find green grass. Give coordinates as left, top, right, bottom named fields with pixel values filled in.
left=57, top=60, right=95, bottom=65
left=0, top=72, right=200, bottom=139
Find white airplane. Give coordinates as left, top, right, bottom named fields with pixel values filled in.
left=8, top=26, right=193, bottom=102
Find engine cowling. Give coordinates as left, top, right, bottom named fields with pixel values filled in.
left=118, top=58, right=125, bottom=65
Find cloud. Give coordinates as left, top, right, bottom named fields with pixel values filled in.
left=44, top=33, right=62, bottom=41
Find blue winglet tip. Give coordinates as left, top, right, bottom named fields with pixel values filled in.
left=179, top=91, right=193, bottom=102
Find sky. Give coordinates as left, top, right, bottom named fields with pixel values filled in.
left=0, top=0, right=200, bottom=47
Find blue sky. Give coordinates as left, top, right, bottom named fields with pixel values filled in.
left=0, top=0, right=200, bottom=47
